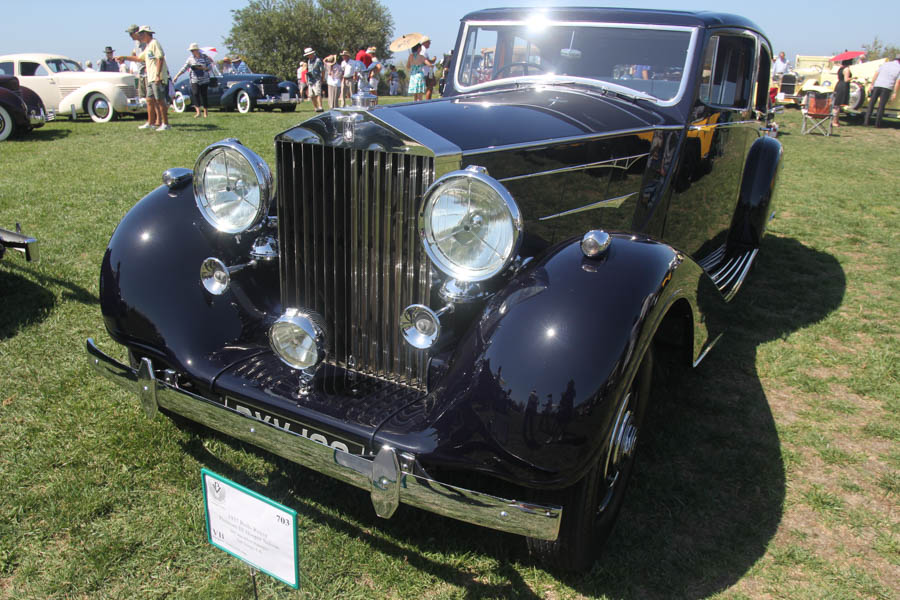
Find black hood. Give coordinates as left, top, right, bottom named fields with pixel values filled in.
left=378, top=86, right=676, bottom=152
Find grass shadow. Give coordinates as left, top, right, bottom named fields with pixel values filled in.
left=0, top=267, right=55, bottom=339
left=2, top=260, right=98, bottom=305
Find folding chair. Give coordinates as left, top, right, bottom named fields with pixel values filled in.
left=801, top=90, right=833, bottom=135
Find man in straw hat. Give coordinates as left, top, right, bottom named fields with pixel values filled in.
left=339, top=50, right=355, bottom=104
left=173, top=43, right=215, bottom=118
left=125, top=25, right=150, bottom=126
left=304, top=47, right=325, bottom=113
left=421, top=36, right=437, bottom=99
left=99, top=46, right=119, bottom=72
left=119, top=26, right=171, bottom=131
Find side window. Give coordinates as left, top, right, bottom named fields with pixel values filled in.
left=755, top=46, right=772, bottom=112
left=19, top=62, right=48, bottom=77
left=0, top=61, right=13, bottom=75
left=699, top=34, right=755, bottom=108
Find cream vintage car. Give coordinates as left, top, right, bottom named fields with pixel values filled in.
left=0, top=53, right=143, bottom=122
left=796, top=58, right=899, bottom=115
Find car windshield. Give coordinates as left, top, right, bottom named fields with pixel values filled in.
left=46, top=59, right=84, bottom=73
left=455, top=21, right=695, bottom=102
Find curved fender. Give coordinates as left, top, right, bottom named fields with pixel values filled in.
left=221, top=82, right=258, bottom=107
left=728, top=135, right=783, bottom=249
left=59, top=81, right=130, bottom=114
left=388, top=234, right=714, bottom=489
left=278, top=81, right=299, bottom=96
left=99, top=181, right=280, bottom=384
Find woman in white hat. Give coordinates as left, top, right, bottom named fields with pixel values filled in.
left=173, top=43, right=215, bottom=118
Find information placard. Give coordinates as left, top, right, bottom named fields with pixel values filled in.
left=201, top=469, right=299, bottom=589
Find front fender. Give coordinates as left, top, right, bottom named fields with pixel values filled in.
left=278, top=81, right=299, bottom=96
left=59, top=82, right=130, bottom=114
left=221, top=82, right=258, bottom=106
left=377, top=234, right=715, bottom=488
left=728, top=135, right=783, bottom=249
left=99, top=179, right=281, bottom=384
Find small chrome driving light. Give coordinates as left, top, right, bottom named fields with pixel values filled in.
left=269, top=309, right=327, bottom=370
left=200, top=257, right=256, bottom=295
left=581, top=230, right=611, bottom=258
left=400, top=304, right=454, bottom=349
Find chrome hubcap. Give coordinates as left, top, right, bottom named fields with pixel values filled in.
left=93, top=99, right=110, bottom=119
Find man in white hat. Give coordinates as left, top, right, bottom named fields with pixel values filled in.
left=173, top=43, right=215, bottom=118
left=120, top=26, right=170, bottom=130
left=304, top=47, right=324, bottom=113
left=421, top=36, right=437, bottom=99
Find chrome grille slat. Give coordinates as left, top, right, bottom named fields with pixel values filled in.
left=276, top=141, right=433, bottom=390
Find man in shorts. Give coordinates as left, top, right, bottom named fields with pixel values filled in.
left=125, top=24, right=150, bottom=128
left=120, top=26, right=170, bottom=130
left=304, top=47, right=324, bottom=113
left=421, top=37, right=437, bottom=99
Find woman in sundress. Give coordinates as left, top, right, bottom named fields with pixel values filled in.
left=407, top=43, right=427, bottom=101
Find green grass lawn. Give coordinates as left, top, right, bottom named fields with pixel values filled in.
left=0, top=103, right=897, bottom=599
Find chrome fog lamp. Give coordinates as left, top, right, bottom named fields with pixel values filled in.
left=199, top=257, right=257, bottom=295
left=400, top=304, right=454, bottom=349
left=420, top=167, right=522, bottom=282
left=194, top=139, right=272, bottom=234
left=269, top=309, right=327, bottom=370
left=581, top=230, right=611, bottom=257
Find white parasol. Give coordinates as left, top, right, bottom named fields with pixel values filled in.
left=389, top=33, right=425, bottom=53
left=200, top=46, right=219, bottom=60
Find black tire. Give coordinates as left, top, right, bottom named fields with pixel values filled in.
left=86, top=92, right=116, bottom=123
left=527, top=346, right=653, bottom=572
left=281, top=104, right=297, bottom=112
left=0, top=105, right=15, bottom=141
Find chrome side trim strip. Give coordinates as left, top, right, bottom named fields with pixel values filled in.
left=538, top=192, right=637, bottom=221
left=87, top=339, right=562, bottom=541
left=464, top=125, right=683, bottom=157
left=499, top=153, right=648, bottom=182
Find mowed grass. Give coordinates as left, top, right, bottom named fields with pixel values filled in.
left=1, top=102, right=898, bottom=599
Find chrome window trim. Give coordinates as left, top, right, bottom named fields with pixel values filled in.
left=454, top=20, right=700, bottom=107
left=699, top=28, right=760, bottom=112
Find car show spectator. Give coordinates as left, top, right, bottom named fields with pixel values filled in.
left=340, top=50, right=355, bottom=104
left=99, top=46, right=119, bottom=72
left=356, top=46, right=373, bottom=68
left=232, top=56, right=251, bottom=74
left=832, top=59, right=853, bottom=127
left=367, top=47, right=381, bottom=100
left=388, top=64, right=399, bottom=95
left=173, top=43, right=214, bottom=119
left=407, top=43, right=428, bottom=101
left=304, top=47, right=324, bottom=113
left=772, top=51, right=788, bottom=80
left=325, top=54, right=341, bottom=108
left=297, top=60, right=307, bottom=101
left=864, top=56, right=900, bottom=128
left=84, top=61, right=95, bottom=72
left=120, top=25, right=170, bottom=131
left=125, top=24, right=149, bottom=127
left=221, top=57, right=234, bottom=74
left=421, top=37, right=437, bottom=99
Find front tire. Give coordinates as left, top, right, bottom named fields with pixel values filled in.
left=171, top=91, right=187, bottom=113
left=527, top=346, right=654, bottom=572
left=236, top=90, right=252, bottom=113
left=86, top=92, right=116, bottom=123
left=0, top=105, right=15, bottom=141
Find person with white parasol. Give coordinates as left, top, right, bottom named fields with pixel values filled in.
left=391, top=33, right=432, bottom=101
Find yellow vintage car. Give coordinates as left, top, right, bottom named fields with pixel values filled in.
left=800, top=58, right=899, bottom=116
left=773, top=55, right=830, bottom=106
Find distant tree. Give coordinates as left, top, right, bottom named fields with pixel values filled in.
left=224, top=0, right=393, bottom=82
left=862, top=37, right=900, bottom=61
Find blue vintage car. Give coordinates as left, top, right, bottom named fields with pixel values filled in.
left=170, top=72, right=300, bottom=114
left=89, top=6, right=783, bottom=572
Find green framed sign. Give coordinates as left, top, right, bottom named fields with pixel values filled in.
left=201, top=469, right=299, bottom=589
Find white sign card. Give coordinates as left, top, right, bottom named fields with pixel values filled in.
left=202, top=469, right=299, bottom=589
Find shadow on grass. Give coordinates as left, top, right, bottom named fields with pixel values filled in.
left=2, top=260, right=97, bottom=306
left=0, top=266, right=55, bottom=339
left=11, top=127, right=70, bottom=141
left=177, top=235, right=845, bottom=599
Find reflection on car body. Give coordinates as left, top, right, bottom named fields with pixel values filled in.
left=88, top=6, right=783, bottom=572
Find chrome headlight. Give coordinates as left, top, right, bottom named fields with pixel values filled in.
left=419, top=168, right=522, bottom=282
left=193, top=139, right=272, bottom=233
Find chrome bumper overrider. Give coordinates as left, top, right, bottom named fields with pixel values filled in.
left=86, top=339, right=562, bottom=541
left=126, top=97, right=145, bottom=110
left=0, top=227, right=39, bottom=262
left=256, top=96, right=300, bottom=105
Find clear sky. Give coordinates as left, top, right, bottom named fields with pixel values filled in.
left=1, top=0, right=896, bottom=69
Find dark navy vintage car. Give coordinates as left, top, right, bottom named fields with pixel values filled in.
left=88, top=7, right=782, bottom=570
left=0, top=74, right=52, bottom=141
left=170, top=71, right=300, bottom=114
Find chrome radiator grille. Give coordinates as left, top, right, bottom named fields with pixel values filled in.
left=276, top=141, right=434, bottom=389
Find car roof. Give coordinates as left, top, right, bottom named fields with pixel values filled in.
left=461, top=6, right=764, bottom=34
left=0, top=53, right=77, bottom=62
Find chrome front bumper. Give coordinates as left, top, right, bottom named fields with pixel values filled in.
left=0, top=226, right=39, bottom=262
left=126, top=97, right=146, bottom=111
left=256, top=95, right=300, bottom=105
left=29, top=107, right=54, bottom=125
left=86, top=338, right=562, bottom=541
